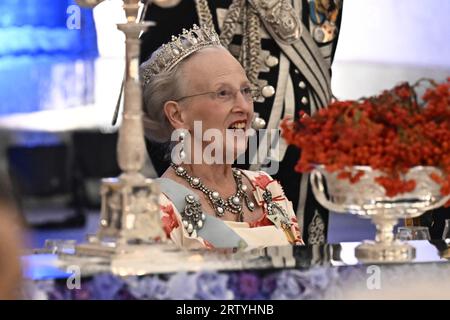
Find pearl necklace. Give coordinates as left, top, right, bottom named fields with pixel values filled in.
left=171, top=163, right=255, bottom=222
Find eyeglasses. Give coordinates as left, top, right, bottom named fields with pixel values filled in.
left=174, top=86, right=259, bottom=103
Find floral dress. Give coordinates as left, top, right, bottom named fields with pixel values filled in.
left=158, top=170, right=304, bottom=249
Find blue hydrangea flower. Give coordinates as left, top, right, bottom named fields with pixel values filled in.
left=21, top=280, right=60, bottom=300
left=166, top=272, right=198, bottom=299
left=125, top=275, right=169, bottom=300
left=260, top=273, right=277, bottom=297
left=271, top=267, right=335, bottom=300
left=89, top=273, right=125, bottom=300
left=237, top=272, right=261, bottom=299
left=194, top=271, right=234, bottom=300
left=227, top=273, right=242, bottom=298
left=70, top=285, right=92, bottom=300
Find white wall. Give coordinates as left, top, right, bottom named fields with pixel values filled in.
left=93, top=0, right=126, bottom=58
left=335, top=0, right=450, bottom=67
left=332, top=0, right=450, bottom=99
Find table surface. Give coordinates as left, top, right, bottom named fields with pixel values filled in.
left=22, top=240, right=450, bottom=299
left=23, top=240, right=450, bottom=280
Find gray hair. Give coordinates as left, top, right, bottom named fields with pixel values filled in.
left=140, top=55, right=185, bottom=144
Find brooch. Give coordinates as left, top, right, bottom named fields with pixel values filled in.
left=262, top=190, right=292, bottom=228
left=181, top=194, right=206, bottom=238
left=309, top=0, right=341, bottom=43
left=262, top=189, right=298, bottom=243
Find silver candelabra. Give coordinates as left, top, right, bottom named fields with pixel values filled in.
left=76, top=0, right=166, bottom=256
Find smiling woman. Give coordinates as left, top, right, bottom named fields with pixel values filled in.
left=140, top=25, right=304, bottom=249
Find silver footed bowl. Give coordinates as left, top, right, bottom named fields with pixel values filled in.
left=310, top=165, right=450, bottom=263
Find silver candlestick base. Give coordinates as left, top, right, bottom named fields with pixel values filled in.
left=354, top=241, right=416, bottom=262
left=76, top=177, right=165, bottom=257
left=75, top=0, right=166, bottom=257
left=311, top=165, right=450, bottom=263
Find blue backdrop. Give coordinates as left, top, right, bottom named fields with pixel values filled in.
left=0, top=0, right=98, bottom=116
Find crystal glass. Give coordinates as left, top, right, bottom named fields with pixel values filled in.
left=44, top=239, right=76, bottom=254
left=396, top=226, right=431, bottom=241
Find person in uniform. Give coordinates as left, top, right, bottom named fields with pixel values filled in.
left=140, top=0, right=344, bottom=245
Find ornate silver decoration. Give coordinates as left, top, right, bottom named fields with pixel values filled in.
left=171, top=163, right=255, bottom=222
left=262, top=189, right=299, bottom=243
left=262, top=190, right=291, bottom=227
left=307, top=210, right=326, bottom=245
left=195, top=0, right=263, bottom=98
left=195, top=0, right=302, bottom=100
left=76, top=0, right=166, bottom=257
left=249, top=0, right=302, bottom=44
left=181, top=195, right=206, bottom=238
left=140, top=24, right=221, bottom=83
left=311, top=165, right=450, bottom=263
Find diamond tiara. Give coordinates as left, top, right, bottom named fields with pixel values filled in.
left=141, top=24, right=222, bottom=85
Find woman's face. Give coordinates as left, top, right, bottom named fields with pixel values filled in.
left=177, top=47, right=254, bottom=164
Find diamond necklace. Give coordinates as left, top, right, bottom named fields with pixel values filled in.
left=171, top=163, right=255, bottom=222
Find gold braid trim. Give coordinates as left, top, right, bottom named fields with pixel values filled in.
left=194, top=0, right=215, bottom=31
left=219, top=0, right=245, bottom=47
left=238, top=4, right=248, bottom=66
left=246, top=5, right=262, bottom=88
left=194, top=0, right=263, bottom=97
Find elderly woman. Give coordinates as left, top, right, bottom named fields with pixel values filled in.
left=140, top=25, right=303, bottom=249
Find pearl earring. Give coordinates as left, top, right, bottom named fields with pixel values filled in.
left=179, top=131, right=186, bottom=161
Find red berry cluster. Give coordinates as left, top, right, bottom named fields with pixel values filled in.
left=281, top=78, right=450, bottom=206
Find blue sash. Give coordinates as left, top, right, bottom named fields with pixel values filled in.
left=156, top=178, right=247, bottom=248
